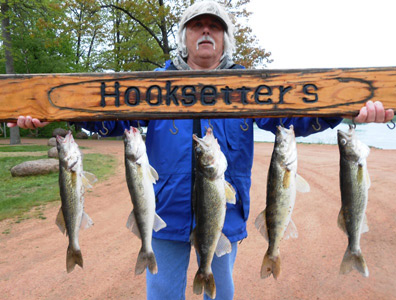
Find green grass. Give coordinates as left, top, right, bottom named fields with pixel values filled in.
left=0, top=145, right=51, bottom=152
left=0, top=152, right=116, bottom=222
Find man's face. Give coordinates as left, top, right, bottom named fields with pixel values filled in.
left=185, top=14, right=225, bottom=67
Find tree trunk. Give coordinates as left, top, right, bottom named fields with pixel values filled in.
left=1, top=1, right=20, bottom=144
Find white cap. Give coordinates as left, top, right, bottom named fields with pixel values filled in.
left=179, top=0, right=232, bottom=32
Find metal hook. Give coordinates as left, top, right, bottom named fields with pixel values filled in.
left=137, top=120, right=143, bottom=134
left=312, top=117, right=321, bottom=131
left=351, top=118, right=357, bottom=129
left=279, top=118, right=285, bottom=127
left=205, top=119, right=214, bottom=132
left=240, top=119, right=249, bottom=131
left=387, top=119, right=396, bottom=130
left=98, top=121, right=109, bottom=136
left=170, top=120, right=179, bottom=135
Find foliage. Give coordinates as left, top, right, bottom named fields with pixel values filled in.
left=0, top=152, right=116, bottom=222
left=97, top=0, right=271, bottom=70
left=0, top=0, right=271, bottom=72
left=1, top=122, right=71, bottom=138
left=0, top=0, right=76, bottom=74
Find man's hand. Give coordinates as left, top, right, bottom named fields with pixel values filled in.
left=7, top=116, right=50, bottom=129
left=353, top=100, right=394, bottom=123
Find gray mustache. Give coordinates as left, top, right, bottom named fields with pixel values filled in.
left=196, top=35, right=216, bottom=50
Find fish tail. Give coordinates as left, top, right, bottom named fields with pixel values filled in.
left=135, top=249, right=158, bottom=275
left=66, top=246, right=83, bottom=273
left=340, top=248, right=369, bottom=277
left=260, top=252, right=281, bottom=279
left=193, top=269, right=216, bottom=299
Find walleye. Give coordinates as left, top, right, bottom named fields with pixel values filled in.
left=255, top=125, right=310, bottom=279
left=191, top=128, right=236, bottom=299
left=337, top=125, right=370, bottom=277
left=124, top=126, right=166, bottom=275
left=55, top=131, right=97, bottom=273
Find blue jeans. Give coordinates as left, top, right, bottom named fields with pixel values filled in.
left=146, top=238, right=238, bottom=300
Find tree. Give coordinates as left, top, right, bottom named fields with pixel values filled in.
left=1, top=0, right=20, bottom=144
left=98, top=0, right=271, bottom=71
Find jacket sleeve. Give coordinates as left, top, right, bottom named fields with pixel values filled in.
left=73, top=120, right=149, bottom=137
left=254, top=117, right=343, bottom=137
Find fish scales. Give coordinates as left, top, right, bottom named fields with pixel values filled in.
left=124, top=126, right=166, bottom=275
left=337, top=125, right=370, bottom=277
left=192, top=128, right=235, bottom=299
left=255, top=125, right=309, bottom=280
left=55, top=131, right=96, bottom=273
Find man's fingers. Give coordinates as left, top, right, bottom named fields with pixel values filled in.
left=353, top=106, right=367, bottom=123
left=374, top=101, right=385, bottom=123
left=385, top=109, right=395, bottom=123
left=17, top=116, right=27, bottom=128
left=6, top=122, right=17, bottom=128
left=33, top=119, right=50, bottom=128
left=365, top=100, right=376, bottom=123
left=24, top=116, right=35, bottom=129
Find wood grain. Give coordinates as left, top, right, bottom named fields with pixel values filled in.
left=1, top=67, right=395, bottom=122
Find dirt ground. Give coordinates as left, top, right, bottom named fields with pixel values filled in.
left=1, top=138, right=396, bottom=300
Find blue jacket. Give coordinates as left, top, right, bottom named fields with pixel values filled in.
left=77, top=61, right=342, bottom=243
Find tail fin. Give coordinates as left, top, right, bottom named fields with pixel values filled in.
left=193, top=269, right=216, bottom=299
left=261, top=251, right=281, bottom=279
left=340, top=248, right=369, bottom=277
left=135, top=250, right=158, bottom=275
left=66, top=246, right=83, bottom=273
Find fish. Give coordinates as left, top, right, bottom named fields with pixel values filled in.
left=255, top=125, right=310, bottom=279
left=124, top=126, right=166, bottom=275
left=337, top=125, right=370, bottom=277
left=191, top=128, right=236, bottom=299
left=55, top=131, right=97, bottom=273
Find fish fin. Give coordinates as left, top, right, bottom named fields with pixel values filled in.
left=66, top=246, right=83, bottom=273
left=193, top=269, right=216, bottom=299
left=224, top=180, right=236, bottom=204
left=215, top=233, right=232, bottom=257
left=82, top=171, right=97, bottom=189
left=190, top=228, right=196, bottom=247
left=150, top=165, right=159, bottom=181
left=135, top=250, right=158, bottom=275
left=80, top=211, right=94, bottom=230
left=126, top=210, right=141, bottom=239
left=296, top=174, right=310, bottom=193
left=283, top=219, right=298, bottom=240
left=153, top=213, right=167, bottom=232
left=261, top=252, right=281, bottom=279
left=254, top=209, right=269, bottom=241
left=361, top=214, right=369, bottom=234
left=55, top=208, right=66, bottom=234
left=282, top=169, right=291, bottom=189
left=337, top=210, right=347, bottom=235
left=145, top=165, right=159, bottom=184
left=339, top=249, right=369, bottom=277
left=365, top=170, right=371, bottom=189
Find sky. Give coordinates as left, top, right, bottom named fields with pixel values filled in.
left=247, top=0, right=396, bottom=69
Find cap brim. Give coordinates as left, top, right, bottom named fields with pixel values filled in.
left=184, top=13, right=228, bottom=32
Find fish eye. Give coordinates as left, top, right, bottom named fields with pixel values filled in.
left=341, top=139, right=347, bottom=145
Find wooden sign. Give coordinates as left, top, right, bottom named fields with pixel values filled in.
left=1, top=67, right=396, bottom=122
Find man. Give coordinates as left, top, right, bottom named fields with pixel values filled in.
left=8, top=1, right=394, bottom=299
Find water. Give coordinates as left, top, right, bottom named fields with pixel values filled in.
left=254, top=122, right=396, bottom=150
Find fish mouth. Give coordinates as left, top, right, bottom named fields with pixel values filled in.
left=193, top=134, right=209, bottom=148
left=337, top=129, right=353, bottom=140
